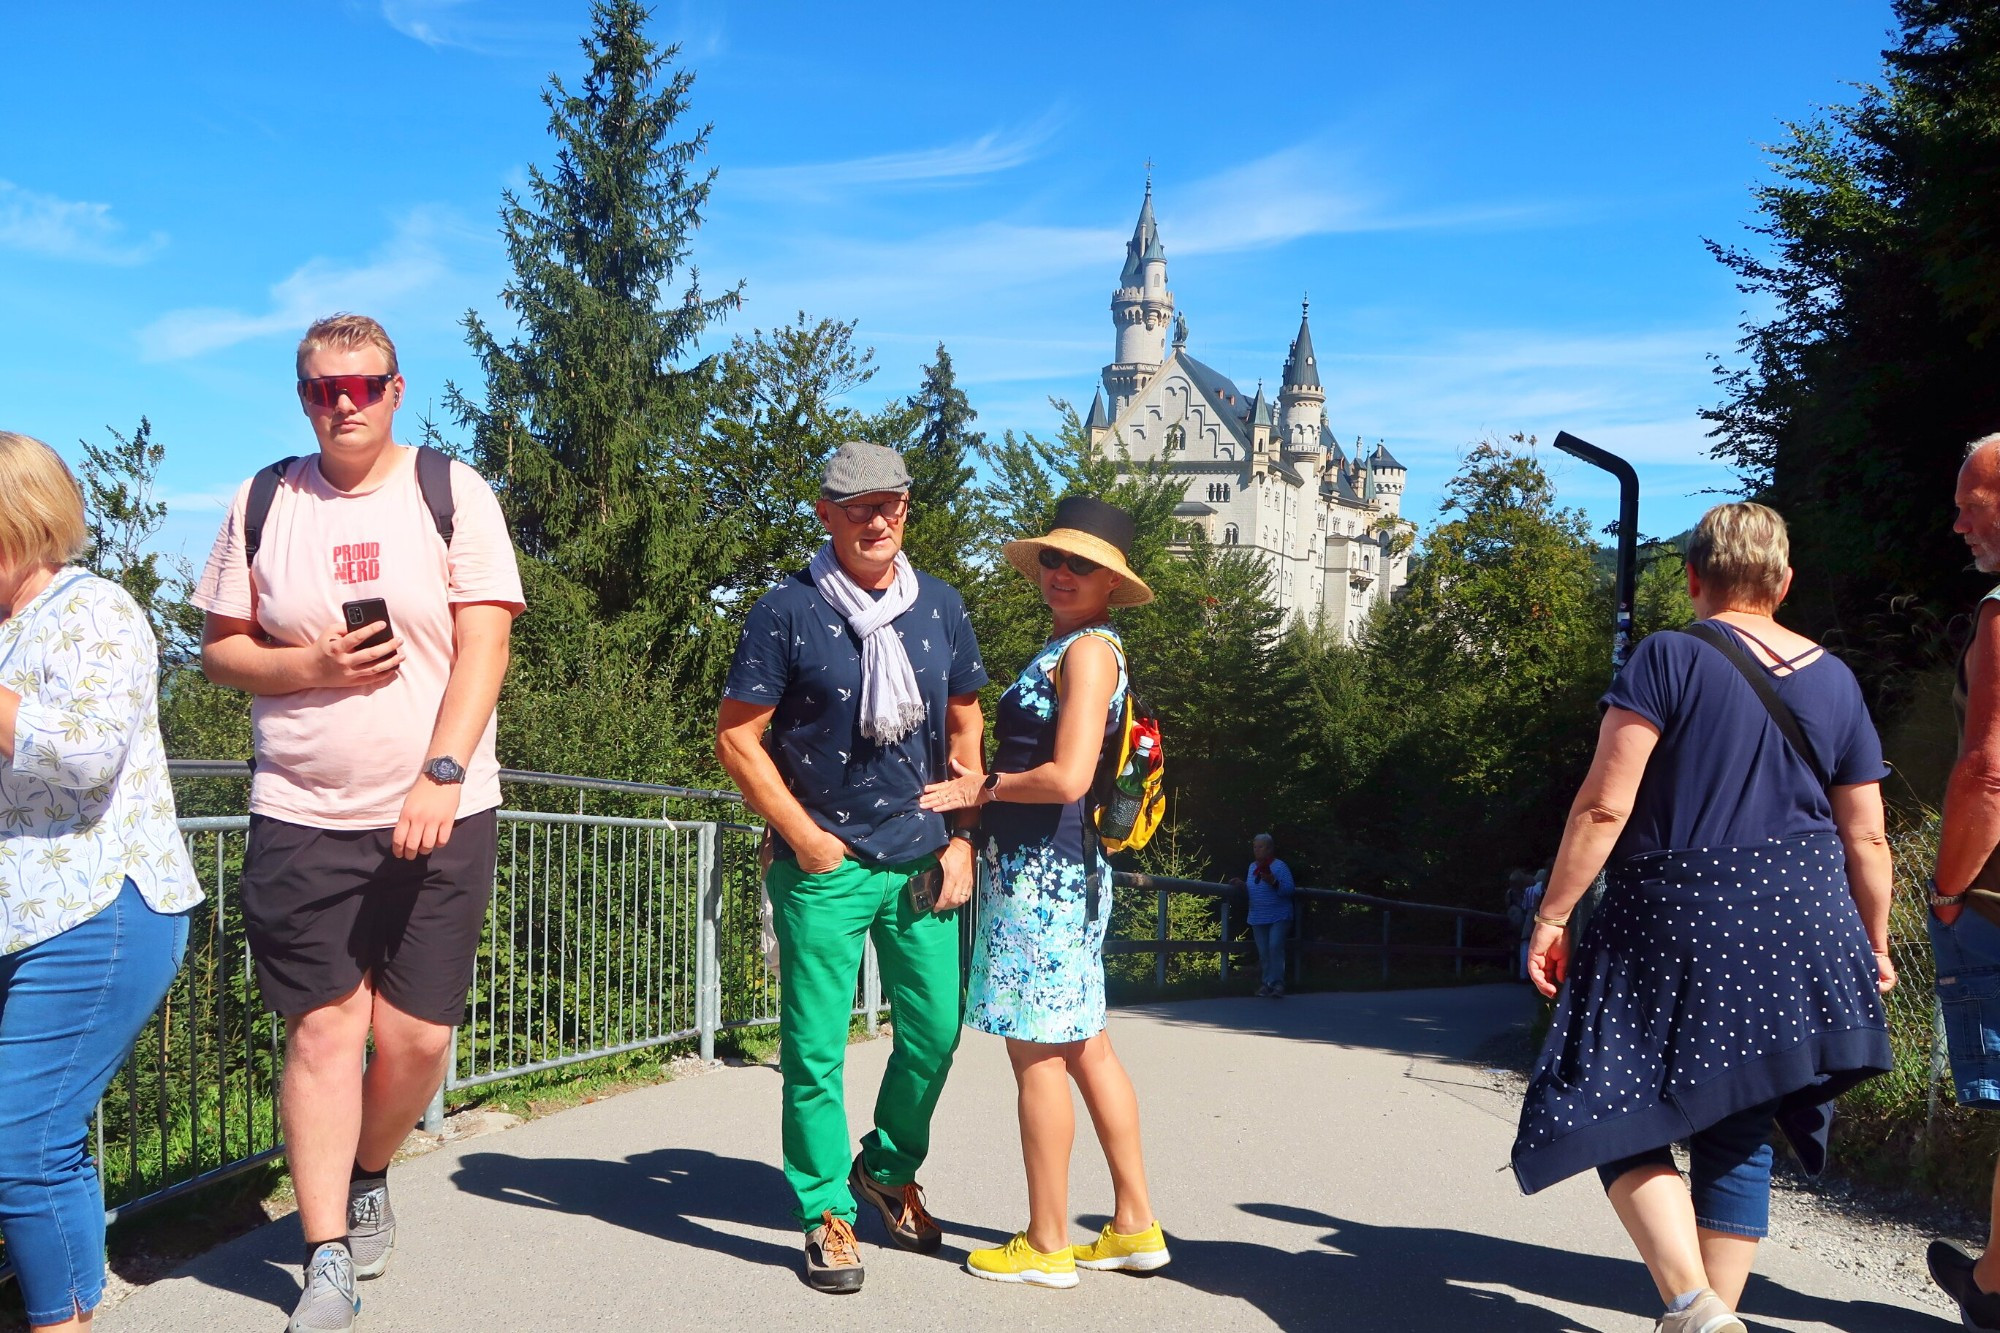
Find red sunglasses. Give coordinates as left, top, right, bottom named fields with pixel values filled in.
left=298, top=374, right=395, bottom=411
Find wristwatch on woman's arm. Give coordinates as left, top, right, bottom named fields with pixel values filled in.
left=1931, top=876, right=1969, bottom=910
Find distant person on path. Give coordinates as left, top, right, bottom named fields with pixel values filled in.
left=1513, top=502, right=1894, bottom=1333
left=715, top=441, right=987, bottom=1295
left=1244, top=833, right=1295, bottom=997
left=193, top=315, right=523, bottom=1333
left=921, top=495, right=1172, bottom=1288
left=0, top=434, right=203, bottom=1333
left=1923, top=432, right=2000, bottom=1331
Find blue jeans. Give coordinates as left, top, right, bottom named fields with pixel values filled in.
left=1595, top=1098, right=1782, bottom=1238
left=1929, top=906, right=2000, bottom=1107
left=1252, top=919, right=1290, bottom=989
left=0, top=879, right=188, bottom=1325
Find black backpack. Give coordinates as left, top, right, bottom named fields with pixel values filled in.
left=242, top=445, right=456, bottom=565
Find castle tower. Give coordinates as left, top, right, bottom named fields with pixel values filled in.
left=1278, top=299, right=1325, bottom=455
left=1104, top=179, right=1176, bottom=412
left=1364, top=440, right=1407, bottom=520
left=1248, top=381, right=1274, bottom=478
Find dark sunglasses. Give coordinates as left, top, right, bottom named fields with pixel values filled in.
left=298, top=374, right=395, bottom=411
left=837, top=497, right=909, bottom=524
left=1037, top=547, right=1102, bottom=576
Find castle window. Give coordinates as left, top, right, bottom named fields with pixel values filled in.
left=1224, top=523, right=1238, bottom=546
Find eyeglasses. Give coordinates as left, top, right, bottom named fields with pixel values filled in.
left=298, top=374, right=395, bottom=411
left=836, top=497, right=909, bottom=524
left=1037, top=547, right=1102, bottom=576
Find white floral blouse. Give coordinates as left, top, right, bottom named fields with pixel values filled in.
left=0, top=569, right=202, bottom=954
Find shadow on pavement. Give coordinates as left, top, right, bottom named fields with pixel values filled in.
left=1146, top=1203, right=1942, bottom=1332
left=451, top=1146, right=802, bottom=1272
left=1124, top=985, right=1542, bottom=1066
left=179, top=1215, right=309, bottom=1318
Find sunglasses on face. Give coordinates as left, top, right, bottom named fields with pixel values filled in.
left=298, top=374, right=395, bottom=411
left=836, top=497, right=909, bottom=524
left=1038, top=547, right=1102, bottom=576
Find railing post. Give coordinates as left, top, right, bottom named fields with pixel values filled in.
left=696, top=822, right=722, bottom=1063
left=1381, top=909, right=1392, bottom=984
left=1155, top=889, right=1169, bottom=990
left=1454, top=916, right=1465, bottom=979
left=422, top=1077, right=446, bottom=1135
left=863, top=938, right=882, bottom=1035
left=1220, top=900, right=1231, bottom=982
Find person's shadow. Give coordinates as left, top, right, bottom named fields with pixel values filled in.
left=1130, top=1203, right=1945, bottom=1332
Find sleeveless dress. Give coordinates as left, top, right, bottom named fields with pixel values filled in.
left=966, top=626, right=1127, bottom=1044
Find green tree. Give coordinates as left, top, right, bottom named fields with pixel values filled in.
left=78, top=417, right=200, bottom=667
left=898, top=344, right=987, bottom=590
left=445, top=0, right=743, bottom=779
left=1706, top=0, right=2000, bottom=649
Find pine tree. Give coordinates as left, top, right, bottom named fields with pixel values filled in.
left=448, top=0, right=742, bottom=682
left=79, top=417, right=200, bottom=668
left=445, top=0, right=743, bottom=779
left=899, top=344, right=987, bottom=589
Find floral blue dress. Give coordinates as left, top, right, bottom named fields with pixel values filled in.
left=966, top=626, right=1126, bottom=1043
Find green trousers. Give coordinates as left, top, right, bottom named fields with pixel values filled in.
left=765, top=853, right=963, bottom=1233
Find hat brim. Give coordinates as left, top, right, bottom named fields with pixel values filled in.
left=1003, top=528, right=1155, bottom=606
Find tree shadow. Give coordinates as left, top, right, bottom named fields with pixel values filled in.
left=1134, top=1203, right=1943, bottom=1332
left=1122, top=983, right=1542, bottom=1065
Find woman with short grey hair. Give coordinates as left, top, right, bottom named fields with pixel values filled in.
left=1513, top=501, right=1894, bottom=1333
left=0, top=432, right=201, bottom=1331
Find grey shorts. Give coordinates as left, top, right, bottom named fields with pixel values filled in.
left=239, top=807, right=497, bottom=1026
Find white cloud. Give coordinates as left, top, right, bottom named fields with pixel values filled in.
left=377, top=0, right=567, bottom=55
left=137, top=207, right=488, bottom=362
left=0, top=180, right=165, bottom=264
left=727, top=114, right=1062, bottom=200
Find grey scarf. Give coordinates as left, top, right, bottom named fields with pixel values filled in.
left=808, top=543, right=926, bottom=745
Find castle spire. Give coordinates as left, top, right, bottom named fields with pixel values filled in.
left=1282, top=296, right=1320, bottom=390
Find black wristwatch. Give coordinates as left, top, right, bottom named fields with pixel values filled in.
left=422, top=755, right=467, bottom=785
left=949, top=827, right=977, bottom=845
left=982, top=770, right=1002, bottom=798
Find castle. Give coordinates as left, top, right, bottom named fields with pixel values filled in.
left=1083, top=182, right=1410, bottom=641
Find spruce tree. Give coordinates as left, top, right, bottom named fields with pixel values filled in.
left=446, top=0, right=742, bottom=779
left=449, top=0, right=741, bottom=683
left=899, top=344, right=987, bottom=589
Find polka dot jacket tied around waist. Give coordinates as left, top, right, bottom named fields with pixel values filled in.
left=1511, top=831, right=1892, bottom=1194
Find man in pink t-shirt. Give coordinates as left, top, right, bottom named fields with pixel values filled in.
left=193, top=314, right=522, bottom=1332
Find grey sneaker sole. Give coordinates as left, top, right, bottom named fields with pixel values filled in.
left=350, top=1236, right=393, bottom=1281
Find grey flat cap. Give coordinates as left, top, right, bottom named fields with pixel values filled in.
left=822, top=440, right=912, bottom=502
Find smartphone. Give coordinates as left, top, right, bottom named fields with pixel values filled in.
left=341, top=597, right=394, bottom=651
left=907, top=865, right=942, bottom=915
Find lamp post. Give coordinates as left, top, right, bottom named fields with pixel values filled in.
left=1553, top=431, right=1639, bottom=678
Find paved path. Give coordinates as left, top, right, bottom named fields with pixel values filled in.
left=110, top=986, right=1945, bottom=1331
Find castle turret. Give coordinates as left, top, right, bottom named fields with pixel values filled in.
left=1104, top=179, right=1176, bottom=412
left=1084, top=387, right=1110, bottom=450
left=1249, top=381, right=1273, bottom=477
left=1278, top=298, right=1325, bottom=455
left=1364, top=440, right=1406, bottom=519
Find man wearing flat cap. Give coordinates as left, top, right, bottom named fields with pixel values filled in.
left=717, top=441, right=988, bottom=1294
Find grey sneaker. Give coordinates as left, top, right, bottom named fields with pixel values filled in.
left=1654, top=1290, right=1745, bottom=1333
left=805, top=1212, right=866, bottom=1294
left=849, top=1153, right=942, bottom=1254
left=347, top=1178, right=396, bottom=1280
left=290, top=1241, right=359, bottom=1332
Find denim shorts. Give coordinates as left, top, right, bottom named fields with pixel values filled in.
left=1929, top=907, right=2000, bottom=1109
left=1596, top=1099, right=1781, bottom=1238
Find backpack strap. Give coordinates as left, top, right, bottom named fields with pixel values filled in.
left=1679, top=621, right=1832, bottom=789
left=414, top=444, right=456, bottom=545
left=241, top=457, right=298, bottom=567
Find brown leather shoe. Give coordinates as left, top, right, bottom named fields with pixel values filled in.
left=805, top=1212, right=865, bottom=1294
left=849, top=1153, right=943, bottom=1254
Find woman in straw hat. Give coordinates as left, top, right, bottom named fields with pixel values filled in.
left=920, top=494, right=1171, bottom=1288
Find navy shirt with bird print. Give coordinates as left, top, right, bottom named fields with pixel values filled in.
left=725, top=567, right=987, bottom=866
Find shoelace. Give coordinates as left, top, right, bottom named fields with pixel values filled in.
left=818, top=1213, right=861, bottom=1267
left=351, top=1189, right=384, bottom=1226
left=309, top=1244, right=354, bottom=1291
left=895, top=1183, right=935, bottom=1236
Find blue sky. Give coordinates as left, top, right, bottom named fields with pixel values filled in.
left=1, top=0, right=1897, bottom=563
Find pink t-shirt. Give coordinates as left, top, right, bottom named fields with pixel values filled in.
left=192, top=447, right=525, bottom=830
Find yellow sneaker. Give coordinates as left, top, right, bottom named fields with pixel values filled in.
left=965, top=1232, right=1079, bottom=1288
left=1072, top=1221, right=1172, bottom=1272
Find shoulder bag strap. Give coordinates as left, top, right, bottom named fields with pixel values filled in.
left=241, top=456, right=298, bottom=567
left=414, top=445, right=456, bottom=545
left=1679, top=621, right=1833, bottom=789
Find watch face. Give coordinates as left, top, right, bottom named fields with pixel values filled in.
left=426, top=757, right=466, bottom=783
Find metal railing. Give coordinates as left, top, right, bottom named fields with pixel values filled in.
left=2, top=765, right=1497, bottom=1289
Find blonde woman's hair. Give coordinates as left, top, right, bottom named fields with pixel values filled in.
left=1686, top=501, right=1789, bottom=612
left=0, top=432, right=87, bottom=569
left=295, top=313, right=399, bottom=378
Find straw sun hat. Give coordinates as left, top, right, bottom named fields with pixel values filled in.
left=1002, top=495, right=1155, bottom=607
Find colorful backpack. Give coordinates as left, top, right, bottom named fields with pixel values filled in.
left=1053, top=630, right=1167, bottom=854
